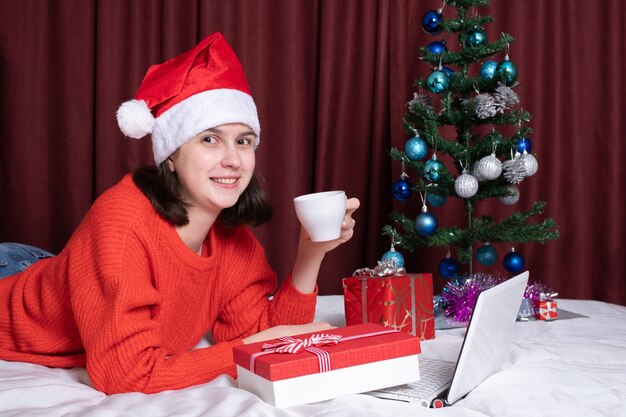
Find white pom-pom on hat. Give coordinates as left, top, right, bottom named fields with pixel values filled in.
left=116, top=99, right=155, bottom=139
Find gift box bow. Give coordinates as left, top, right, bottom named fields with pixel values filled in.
left=536, top=300, right=557, bottom=317
left=538, top=304, right=557, bottom=315
left=262, top=334, right=341, bottom=354
left=353, top=259, right=405, bottom=277
left=249, top=329, right=399, bottom=374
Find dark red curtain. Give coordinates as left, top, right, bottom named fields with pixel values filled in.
left=0, top=0, right=624, bottom=305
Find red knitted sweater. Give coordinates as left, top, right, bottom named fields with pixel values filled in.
left=0, top=175, right=317, bottom=394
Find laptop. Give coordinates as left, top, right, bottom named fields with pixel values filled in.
left=368, top=271, right=529, bottom=408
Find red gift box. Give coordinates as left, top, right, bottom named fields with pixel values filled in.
left=233, top=323, right=421, bottom=407
left=234, top=323, right=420, bottom=381
left=342, top=273, right=435, bottom=340
left=534, top=299, right=558, bottom=321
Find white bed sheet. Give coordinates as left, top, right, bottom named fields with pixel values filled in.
left=1, top=297, right=625, bottom=417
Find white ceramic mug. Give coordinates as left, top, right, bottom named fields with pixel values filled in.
left=293, top=191, right=346, bottom=242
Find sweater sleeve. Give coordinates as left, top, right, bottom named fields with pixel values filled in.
left=71, top=231, right=243, bottom=394
left=210, top=228, right=318, bottom=343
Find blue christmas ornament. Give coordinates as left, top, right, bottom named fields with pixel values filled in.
left=426, top=41, right=447, bottom=55
left=496, top=60, right=519, bottom=85
left=405, top=136, right=428, bottom=161
left=381, top=247, right=405, bottom=268
left=426, top=70, right=449, bottom=93
left=421, top=10, right=443, bottom=35
left=423, top=156, right=447, bottom=183
left=415, top=211, right=438, bottom=236
left=426, top=192, right=446, bottom=207
left=480, top=61, right=498, bottom=80
left=516, top=137, right=532, bottom=153
left=476, top=243, right=497, bottom=266
left=392, top=178, right=412, bottom=201
left=442, top=66, right=454, bottom=77
left=439, top=257, right=460, bottom=279
left=465, top=28, right=488, bottom=48
left=503, top=249, right=525, bottom=273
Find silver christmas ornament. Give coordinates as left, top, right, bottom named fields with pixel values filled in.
left=502, top=152, right=526, bottom=184
left=499, top=185, right=520, bottom=205
left=454, top=170, right=479, bottom=198
left=472, top=161, right=486, bottom=182
left=476, top=153, right=502, bottom=180
left=519, top=151, right=538, bottom=176
left=408, top=92, right=435, bottom=113
left=493, top=84, right=520, bottom=113
left=475, top=93, right=497, bottom=119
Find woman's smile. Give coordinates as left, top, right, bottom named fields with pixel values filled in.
left=211, top=177, right=239, bottom=186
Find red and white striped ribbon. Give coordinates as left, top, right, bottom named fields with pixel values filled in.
left=248, top=329, right=399, bottom=376
left=261, top=333, right=341, bottom=354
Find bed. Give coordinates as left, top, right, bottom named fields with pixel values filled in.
left=1, top=296, right=625, bottom=417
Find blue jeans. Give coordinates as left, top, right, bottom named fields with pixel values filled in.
left=0, top=243, right=55, bottom=279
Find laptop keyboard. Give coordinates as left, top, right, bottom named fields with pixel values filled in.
left=384, top=357, right=456, bottom=399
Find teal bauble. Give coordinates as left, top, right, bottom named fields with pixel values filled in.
left=480, top=61, right=498, bottom=80
left=423, top=157, right=447, bottom=183
left=426, top=70, right=449, bottom=93
left=381, top=248, right=405, bottom=268
left=465, top=28, right=488, bottom=48
left=426, top=192, right=446, bottom=207
left=476, top=243, right=497, bottom=266
left=405, top=136, right=428, bottom=161
left=496, top=60, right=519, bottom=85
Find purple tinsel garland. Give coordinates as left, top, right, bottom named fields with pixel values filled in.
left=440, top=274, right=557, bottom=322
left=524, top=281, right=557, bottom=302
left=440, top=273, right=502, bottom=322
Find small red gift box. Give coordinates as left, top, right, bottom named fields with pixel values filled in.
left=233, top=323, right=421, bottom=407
left=342, top=273, right=435, bottom=340
left=534, top=299, right=558, bottom=321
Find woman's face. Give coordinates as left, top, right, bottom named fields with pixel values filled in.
left=167, top=123, right=256, bottom=217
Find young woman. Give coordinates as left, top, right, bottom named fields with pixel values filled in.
left=0, top=33, right=359, bottom=395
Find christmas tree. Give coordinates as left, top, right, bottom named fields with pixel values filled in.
left=382, top=0, right=558, bottom=279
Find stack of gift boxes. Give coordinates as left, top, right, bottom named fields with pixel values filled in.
left=233, top=323, right=422, bottom=407
left=233, top=263, right=435, bottom=407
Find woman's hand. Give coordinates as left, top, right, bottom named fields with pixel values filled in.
left=241, top=322, right=334, bottom=344
left=290, top=197, right=360, bottom=294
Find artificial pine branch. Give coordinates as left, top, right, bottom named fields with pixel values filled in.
left=441, top=16, right=494, bottom=32
left=385, top=202, right=558, bottom=251
left=420, top=34, right=513, bottom=66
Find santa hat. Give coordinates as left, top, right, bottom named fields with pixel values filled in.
left=116, top=32, right=260, bottom=165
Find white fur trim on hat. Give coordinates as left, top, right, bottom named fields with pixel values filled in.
left=116, top=99, right=156, bottom=139
left=151, top=88, right=260, bottom=164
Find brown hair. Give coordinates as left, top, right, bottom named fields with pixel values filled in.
left=132, top=163, right=273, bottom=227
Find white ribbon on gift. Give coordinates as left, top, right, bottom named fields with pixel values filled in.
left=248, top=329, right=399, bottom=375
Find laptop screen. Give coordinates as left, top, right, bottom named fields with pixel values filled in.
left=446, top=271, right=529, bottom=404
